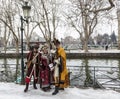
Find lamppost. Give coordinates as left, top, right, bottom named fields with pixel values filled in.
left=21, top=1, right=31, bottom=84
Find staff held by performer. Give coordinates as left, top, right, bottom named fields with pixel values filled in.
left=24, top=44, right=41, bottom=92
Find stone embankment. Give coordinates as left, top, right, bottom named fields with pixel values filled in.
left=0, top=50, right=120, bottom=58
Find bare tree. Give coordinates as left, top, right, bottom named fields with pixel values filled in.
left=29, top=0, right=61, bottom=48
left=63, top=0, right=115, bottom=86
left=66, top=0, right=115, bottom=52
left=117, top=0, right=120, bottom=49
left=0, top=0, right=20, bottom=53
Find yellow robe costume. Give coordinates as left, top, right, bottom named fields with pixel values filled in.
left=57, top=46, right=69, bottom=88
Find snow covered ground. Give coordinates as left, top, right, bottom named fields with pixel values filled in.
left=0, top=82, right=120, bottom=99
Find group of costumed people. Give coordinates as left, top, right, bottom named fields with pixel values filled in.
left=24, top=38, right=69, bottom=95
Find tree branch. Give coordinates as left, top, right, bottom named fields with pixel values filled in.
left=94, top=0, right=115, bottom=13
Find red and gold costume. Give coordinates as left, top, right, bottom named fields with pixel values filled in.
left=25, top=51, right=41, bottom=84
left=24, top=47, right=41, bottom=92
left=39, top=53, right=51, bottom=91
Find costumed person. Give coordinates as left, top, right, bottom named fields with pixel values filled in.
left=39, top=45, right=52, bottom=91
left=52, top=39, right=69, bottom=95
left=24, top=45, right=41, bottom=92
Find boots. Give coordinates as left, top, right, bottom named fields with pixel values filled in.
left=24, top=83, right=29, bottom=92
left=52, top=86, right=59, bottom=95
left=33, top=81, right=37, bottom=89
left=59, top=88, right=64, bottom=90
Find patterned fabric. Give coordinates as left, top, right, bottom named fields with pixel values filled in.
left=56, top=47, right=69, bottom=88
left=39, top=54, right=51, bottom=88
left=25, top=51, right=41, bottom=84
left=40, top=69, right=50, bottom=87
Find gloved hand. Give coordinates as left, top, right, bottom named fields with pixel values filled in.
left=49, top=63, right=54, bottom=71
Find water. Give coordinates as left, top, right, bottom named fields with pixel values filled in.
left=67, top=58, right=119, bottom=67
left=0, top=58, right=119, bottom=67
left=0, top=58, right=120, bottom=83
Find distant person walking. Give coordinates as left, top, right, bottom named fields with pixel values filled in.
left=105, top=44, right=108, bottom=50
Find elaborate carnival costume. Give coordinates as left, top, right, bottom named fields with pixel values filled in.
left=52, top=39, right=69, bottom=95
left=24, top=45, right=41, bottom=92
left=39, top=46, right=51, bottom=91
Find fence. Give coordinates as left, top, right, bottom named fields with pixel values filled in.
left=0, top=63, right=120, bottom=91
left=67, top=65, right=120, bottom=91
left=0, top=63, right=20, bottom=82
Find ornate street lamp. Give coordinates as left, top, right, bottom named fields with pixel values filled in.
left=21, top=1, right=31, bottom=84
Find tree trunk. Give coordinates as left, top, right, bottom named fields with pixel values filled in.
left=84, top=14, right=89, bottom=52
left=118, top=60, right=120, bottom=79
left=84, top=39, right=88, bottom=52
left=84, top=58, right=93, bottom=87
left=4, top=24, right=7, bottom=53
left=15, top=58, right=19, bottom=83
left=117, top=8, right=120, bottom=50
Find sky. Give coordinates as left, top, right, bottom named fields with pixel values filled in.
left=0, top=82, right=120, bottom=99
left=33, top=1, right=118, bottom=40
left=0, top=0, right=117, bottom=41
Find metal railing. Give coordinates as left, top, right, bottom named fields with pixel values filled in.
left=0, top=63, right=120, bottom=91
left=0, top=63, right=20, bottom=82
left=67, top=65, right=120, bottom=91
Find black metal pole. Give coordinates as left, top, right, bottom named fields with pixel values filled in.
left=21, top=16, right=25, bottom=84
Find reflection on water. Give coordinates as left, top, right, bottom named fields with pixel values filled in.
left=67, top=58, right=119, bottom=67
left=0, top=58, right=120, bottom=83
left=67, top=58, right=120, bottom=87
left=0, top=58, right=119, bottom=67
left=0, top=58, right=21, bottom=82
left=0, top=58, right=26, bottom=65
